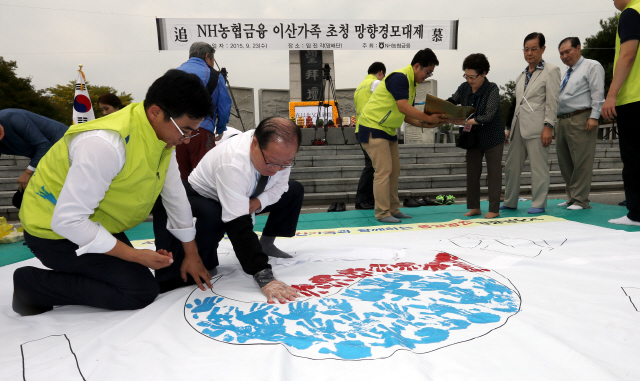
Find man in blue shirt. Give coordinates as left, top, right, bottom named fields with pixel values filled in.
left=0, top=109, right=68, bottom=206
left=175, top=42, right=232, bottom=181
left=178, top=42, right=232, bottom=136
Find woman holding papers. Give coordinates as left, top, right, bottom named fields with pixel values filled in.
left=449, top=53, right=505, bottom=219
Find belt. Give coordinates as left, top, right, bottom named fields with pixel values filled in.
left=557, top=108, right=591, bottom=119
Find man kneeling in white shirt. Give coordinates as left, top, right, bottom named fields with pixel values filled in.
left=153, top=117, right=304, bottom=304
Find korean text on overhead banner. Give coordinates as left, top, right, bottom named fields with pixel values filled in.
left=156, top=19, right=459, bottom=51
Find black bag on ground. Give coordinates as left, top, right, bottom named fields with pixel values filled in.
left=456, top=125, right=479, bottom=150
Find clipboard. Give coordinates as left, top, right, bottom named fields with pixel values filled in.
left=423, top=94, right=476, bottom=119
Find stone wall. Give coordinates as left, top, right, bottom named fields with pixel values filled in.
left=258, top=89, right=290, bottom=120
left=227, top=86, right=255, bottom=131
left=335, top=88, right=356, bottom=123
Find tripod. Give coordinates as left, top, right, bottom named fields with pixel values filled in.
left=217, top=65, right=246, bottom=132
left=314, top=64, right=347, bottom=145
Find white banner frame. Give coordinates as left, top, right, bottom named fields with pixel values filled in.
left=156, top=19, right=459, bottom=51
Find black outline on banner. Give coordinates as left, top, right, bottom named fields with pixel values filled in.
left=182, top=254, right=522, bottom=361
left=20, top=334, right=86, bottom=381
left=622, top=287, right=640, bottom=312
left=447, top=234, right=567, bottom=258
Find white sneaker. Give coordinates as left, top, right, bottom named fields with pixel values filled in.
left=558, top=202, right=569, bottom=207
left=567, top=205, right=584, bottom=210
left=609, top=216, right=640, bottom=226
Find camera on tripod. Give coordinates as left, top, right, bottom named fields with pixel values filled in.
left=312, top=63, right=347, bottom=146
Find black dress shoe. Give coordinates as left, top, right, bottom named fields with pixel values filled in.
left=355, top=201, right=375, bottom=210
left=403, top=198, right=422, bottom=207
left=420, top=196, right=437, bottom=206
left=13, top=290, right=52, bottom=316
left=335, top=202, right=346, bottom=211
left=327, top=202, right=337, bottom=212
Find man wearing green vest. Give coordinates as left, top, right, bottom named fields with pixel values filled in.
left=13, top=70, right=214, bottom=316
left=354, top=61, right=386, bottom=210
left=602, top=0, right=640, bottom=227
left=357, top=49, right=447, bottom=223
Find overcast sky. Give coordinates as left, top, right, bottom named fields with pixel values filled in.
left=0, top=0, right=616, bottom=122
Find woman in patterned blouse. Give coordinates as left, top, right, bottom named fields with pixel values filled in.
left=449, top=53, right=505, bottom=218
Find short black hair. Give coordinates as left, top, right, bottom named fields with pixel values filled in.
left=558, top=37, right=581, bottom=50
left=255, top=116, right=301, bottom=151
left=368, top=62, right=386, bottom=75
left=524, top=32, right=545, bottom=48
left=144, top=69, right=212, bottom=121
left=463, top=53, right=490, bottom=75
left=411, top=48, right=439, bottom=67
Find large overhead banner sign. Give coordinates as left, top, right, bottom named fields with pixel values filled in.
left=156, top=19, right=459, bottom=51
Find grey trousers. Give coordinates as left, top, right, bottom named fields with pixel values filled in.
left=555, top=112, right=596, bottom=208
left=503, top=121, right=550, bottom=209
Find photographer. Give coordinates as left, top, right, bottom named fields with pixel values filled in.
left=175, top=42, right=232, bottom=181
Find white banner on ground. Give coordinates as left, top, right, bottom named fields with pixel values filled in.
left=156, top=19, right=459, bottom=51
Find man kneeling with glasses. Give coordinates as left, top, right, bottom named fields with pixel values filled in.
left=153, top=116, right=304, bottom=304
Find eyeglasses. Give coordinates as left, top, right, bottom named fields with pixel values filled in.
left=169, top=116, right=200, bottom=141
left=523, top=47, right=541, bottom=53
left=259, top=146, right=294, bottom=169
left=420, top=66, right=434, bottom=78
left=463, top=74, right=481, bottom=80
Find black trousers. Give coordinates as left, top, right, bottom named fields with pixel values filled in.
left=153, top=180, right=304, bottom=283
left=466, top=143, right=504, bottom=213
left=14, top=232, right=159, bottom=310
left=616, top=101, right=640, bottom=221
left=355, top=143, right=374, bottom=204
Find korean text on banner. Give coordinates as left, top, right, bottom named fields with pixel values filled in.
left=156, top=19, right=459, bottom=51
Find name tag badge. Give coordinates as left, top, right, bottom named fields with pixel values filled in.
left=463, top=125, right=473, bottom=132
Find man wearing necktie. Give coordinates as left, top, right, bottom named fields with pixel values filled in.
left=555, top=37, right=605, bottom=210
left=502, top=32, right=561, bottom=214
left=152, top=117, right=304, bottom=304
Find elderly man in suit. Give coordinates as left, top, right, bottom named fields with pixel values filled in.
left=502, top=32, right=561, bottom=214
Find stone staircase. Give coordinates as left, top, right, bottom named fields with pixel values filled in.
left=0, top=141, right=623, bottom=220
left=290, top=140, right=623, bottom=205
left=0, top=155, right=30, bottom=220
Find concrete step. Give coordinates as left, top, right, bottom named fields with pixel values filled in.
left=302, top=181, right=625, bottom=204
left=0, top=167, right=28, bottom=178
left=0, top=178, right=19, bottom=191
left=297, top=168, right=622, bottom=194
left=293, top=148, right=621, bottom=168
left=289, top=157, right=624, bottom=180
left=0, top=205, right=19, bottom=221
left=295, top=141, right=619, bottom=157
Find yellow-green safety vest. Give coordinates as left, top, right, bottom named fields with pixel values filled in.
left=615, top=0, right=640, bottom=106
left=20, top=102, right=173, bottom=240
left=356, top=65, right=416, bottom=137
left=354, top=74, right=378, bottom=133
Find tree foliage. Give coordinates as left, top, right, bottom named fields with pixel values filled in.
left=583, top=13, right=619, bottom=93
left=0, top=56, right=65, bottom=122
left=1, top=56, right=134, bottom=126
left=499, top=80, right=516, bottom=126
left=45, top=81, right=133, bottom=126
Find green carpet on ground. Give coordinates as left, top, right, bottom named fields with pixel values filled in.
left=1, top=199, right=638, bottom=268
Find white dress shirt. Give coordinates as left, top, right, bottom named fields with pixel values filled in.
left=188, top=130, right=290, bottom=223
left=370, top=80, right=381, bottom=93
left=50, top=129, right=196, bottom=256
left=558, top=57, right=605, bottom=119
